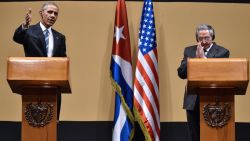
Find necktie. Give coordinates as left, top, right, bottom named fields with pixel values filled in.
left=44, top=29, right=49, bottom=53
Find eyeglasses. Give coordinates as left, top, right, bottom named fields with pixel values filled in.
left=198, top=36, right=211, bottom=41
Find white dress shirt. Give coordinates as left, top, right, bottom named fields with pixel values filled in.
left=40, top=22, right=54, bottom=57
left=204, top=43, right=213, bottom=57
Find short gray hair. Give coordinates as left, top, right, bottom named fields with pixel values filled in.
left=41, top=2, right=59, bottom=11
left=195, top=24, right=215, bottom=41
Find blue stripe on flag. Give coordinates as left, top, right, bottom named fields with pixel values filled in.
left=120, top=118, right=133, bottom=141
left=114, top=93, right=121, bottom=124
left=110, top=58, right=133, bottom=109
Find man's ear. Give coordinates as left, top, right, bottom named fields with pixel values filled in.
left=39, top=10, right=42, bottom=17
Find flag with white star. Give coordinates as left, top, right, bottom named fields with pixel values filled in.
left=133, top=0, right=160, bottom=141
left=110, top=0, right=134, bottom=140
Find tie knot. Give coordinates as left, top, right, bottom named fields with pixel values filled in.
left=44, top=29, right=49, bottom=36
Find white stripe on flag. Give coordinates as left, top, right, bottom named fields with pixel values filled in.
left=112, top=104, right=127, bottom=141
left=112, top=55, right=133, bottom=89
left=135, top=68, right=160, bottom=127
left=134, top=87, right=160, bottom=141
left=148, top=50, right=158, bottom=74
left=138, top=51, right=159, bottom=98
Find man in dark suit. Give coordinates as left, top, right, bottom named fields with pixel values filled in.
left=177, top=24, right=230, bottom=141
left=13, top=2, right=66, bottom=120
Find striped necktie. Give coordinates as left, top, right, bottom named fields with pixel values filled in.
left=44, top=29, right=49, bottom=54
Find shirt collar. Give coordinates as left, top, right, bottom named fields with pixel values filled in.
left=205, top=43, right=213, bottom=52
left=40, top=22, right=52, bottom=33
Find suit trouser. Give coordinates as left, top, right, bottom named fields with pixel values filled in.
left=186, top=97, right=200, bottom=141
left=57, top=94, right=61, bottom=121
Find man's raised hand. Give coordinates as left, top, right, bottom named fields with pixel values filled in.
left=23, top=8, right=32, bottom=28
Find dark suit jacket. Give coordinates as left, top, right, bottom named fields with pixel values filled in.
left=13, top=23, right=66, bottom=57
left=177, top=43, right=230, bottom=110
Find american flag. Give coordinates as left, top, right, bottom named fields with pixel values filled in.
left=110, top=0, right=134, bottom=140
left=133, top=0, right=160, bottom=141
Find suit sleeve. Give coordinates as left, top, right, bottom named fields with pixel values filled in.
left=177, top=48, right=189, bottom=79
left=13, top=24, right=27, bottom=45
left=61, top=35, right=67, bottom=57
left=215, top=48, right=230, bottom=58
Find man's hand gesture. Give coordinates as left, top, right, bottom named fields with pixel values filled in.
left=23, top=8, right=32, bottom=28
left=196, top=42, right=206, bottom=58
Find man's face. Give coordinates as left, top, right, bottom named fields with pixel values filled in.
left=197, top=29, right=213, bottom=49
left=40, top=4, right=58, bottom=28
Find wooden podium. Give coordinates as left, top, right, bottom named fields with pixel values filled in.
left=7, top=57, right=71, bottom=141
left=187, top=58, right=249, bottom=141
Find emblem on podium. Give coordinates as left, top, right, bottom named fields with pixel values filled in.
left=25, top=102, right=54, bottom=127
left=203, top=101, right=231, bottom=128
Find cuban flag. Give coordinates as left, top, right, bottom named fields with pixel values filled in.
left=110, top=0, right=134, bottom=140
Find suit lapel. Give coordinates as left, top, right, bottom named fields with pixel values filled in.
left=52, top=29, right=59, bottom=57
left=34, top=23, right=47, bottom=56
